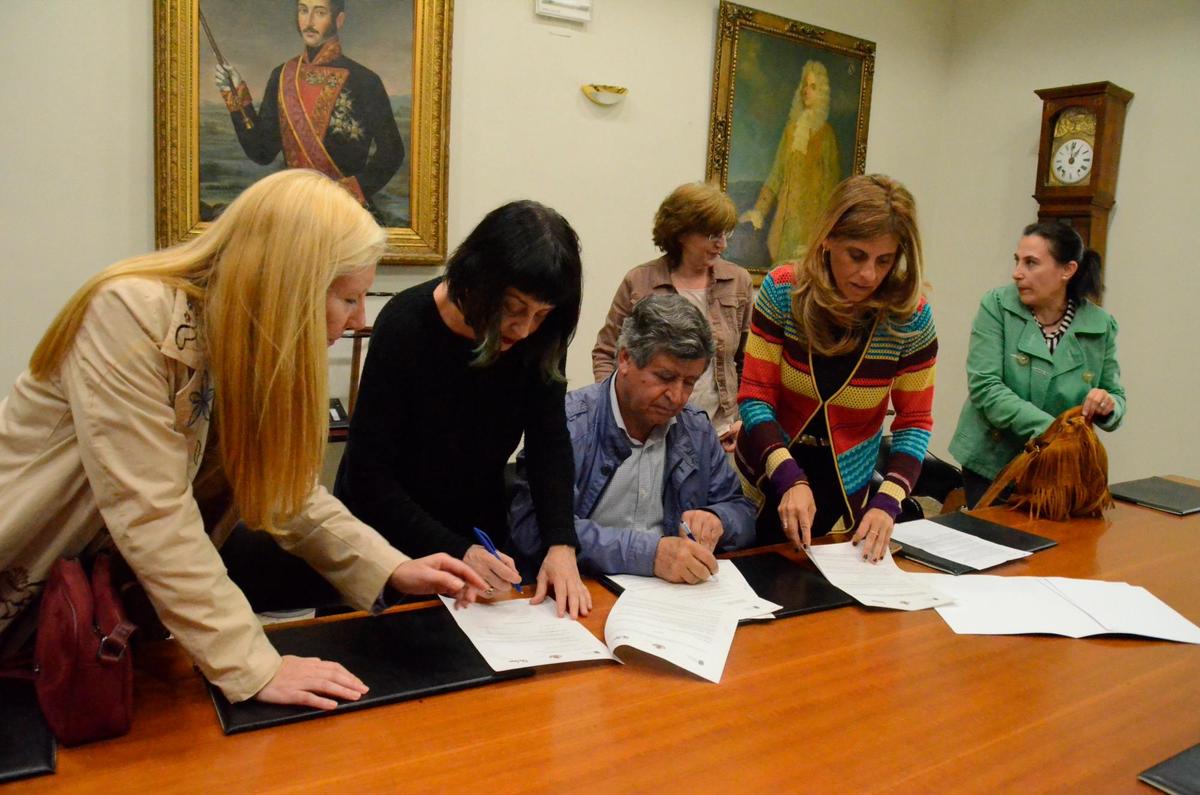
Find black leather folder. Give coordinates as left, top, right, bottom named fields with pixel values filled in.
left=1111, top=477, right=1200, bottom=516
left=597, top=552, right=853, bottom=620
left=1139, top=742, right=1200, bottom=795
left=0, top=680, right=56, bottom=784
left=895, top=511, right=1057, bottom=575
left=731, top=552, right=854, bottom=618
left=208, top=606, right=532, bottom=734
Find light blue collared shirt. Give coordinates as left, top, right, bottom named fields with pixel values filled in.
left=588, top=375, right=675, bottom=537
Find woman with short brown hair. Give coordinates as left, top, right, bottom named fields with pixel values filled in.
left=593, top=181, right=753, bottom=451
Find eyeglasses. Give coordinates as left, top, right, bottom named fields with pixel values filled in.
left=706, top=230, right=735, bottom=243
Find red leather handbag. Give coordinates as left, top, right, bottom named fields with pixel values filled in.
left=33, top=554, right=137, bottom=746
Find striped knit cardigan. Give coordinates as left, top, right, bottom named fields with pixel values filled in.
left=735, top=265, right=938, bottom=530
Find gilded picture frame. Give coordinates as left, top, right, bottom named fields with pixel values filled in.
left=706, top=2, right=875, bottom=280
left=154, top=0, right=452, bottom=265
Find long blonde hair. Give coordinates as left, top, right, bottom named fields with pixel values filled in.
left=31, top=169, right=386, bottom=530
left=788, top=174, right=924, bottom=356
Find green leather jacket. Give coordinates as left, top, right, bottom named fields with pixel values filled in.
left=949, top=284, right=1126, bottom=479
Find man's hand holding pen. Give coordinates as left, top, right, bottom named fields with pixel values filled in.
left=654, top=520, right=719, bottom=584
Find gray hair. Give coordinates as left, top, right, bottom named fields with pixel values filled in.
left=617, top=294, right=715, bottom=368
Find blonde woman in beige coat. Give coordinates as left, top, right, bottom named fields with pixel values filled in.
left=0, top=170, right=486, bottom=708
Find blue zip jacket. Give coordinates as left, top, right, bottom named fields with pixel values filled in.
left=509, top=378, right=757, bottom=576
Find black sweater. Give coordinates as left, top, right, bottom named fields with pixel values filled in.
left=334, top=279, right=577, bottom=559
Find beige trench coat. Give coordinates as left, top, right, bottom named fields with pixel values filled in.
left=0, top=278, right=407, bottom=702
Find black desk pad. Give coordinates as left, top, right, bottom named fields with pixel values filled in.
left=896, top=511, right=1058, bottom=575
left=732, top=552, right=855, bottom=618
left=1139, top=742, right=1200, bottom=795
left=207, top=606, right=532, bottom=734
left=1111, top=477, right=1200, bottom=516
left=0, top=680, right=56, bottom=784
left=598, top=552, right=853, bottom=620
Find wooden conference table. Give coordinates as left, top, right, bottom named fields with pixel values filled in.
left=11, top=493, right=1200, bottom=794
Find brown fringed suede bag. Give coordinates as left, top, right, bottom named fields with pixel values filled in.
left=978, top=406, right=1114, bottom=520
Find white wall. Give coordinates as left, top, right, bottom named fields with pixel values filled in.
left=923, top=0, right=1200, bottom=481
left=2, top=4, right=155, bottom=390
left=4, top=0, right=1198, bottom=484
left=403, top=0, right=955, bottom=393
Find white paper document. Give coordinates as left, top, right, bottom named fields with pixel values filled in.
left=606, top=560, right=783, bottom=621
left=892, top=518, right=1032, bottom=571
left=923, top=575, right=1200, bottom=643
left=805, top=542, right=952, bottom=611
left=442, top=560, right=780, bottom=683
left=438, top=596, right=615, bottom=671
left=605, top=590, right=739, bottom=683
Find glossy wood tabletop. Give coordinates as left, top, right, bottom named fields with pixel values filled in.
left=11, top=493, right=1200, bottom=794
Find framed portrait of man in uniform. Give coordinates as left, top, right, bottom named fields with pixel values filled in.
left=705, top=2, right=874, bottom=282
left=155, top=0, right=451, bottom=265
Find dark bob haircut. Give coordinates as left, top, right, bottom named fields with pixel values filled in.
left=445, top=200, right=582, bottom=381
left=1022, top=220, right=1103, bottom=304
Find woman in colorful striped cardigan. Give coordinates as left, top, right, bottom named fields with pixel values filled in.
left=735, top=175, right=937, bottom=562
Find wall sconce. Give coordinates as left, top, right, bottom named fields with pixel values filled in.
left=536, top=0, right=592, bottom=23
left=582, top=84, right=627, bottom=106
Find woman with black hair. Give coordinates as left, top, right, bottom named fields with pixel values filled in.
left=949, top=221, right=1126, bottom=508
left=335, top=200, right=592, bottom=617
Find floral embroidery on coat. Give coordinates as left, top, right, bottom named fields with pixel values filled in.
left=175, top=300, right=199, bottom=352
left=330, top=92, right=365, bottom=141
left=188, top=371, right=213, bottom=427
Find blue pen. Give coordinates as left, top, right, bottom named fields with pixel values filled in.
left=473, top=527, right=521, bottom=594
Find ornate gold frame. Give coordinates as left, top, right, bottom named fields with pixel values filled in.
left=154, top=0, right=452, bottom=265
left=705, top=2, right=875, bottom=280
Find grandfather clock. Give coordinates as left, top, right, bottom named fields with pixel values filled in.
left=1033, top=81, right=1133, bottom=265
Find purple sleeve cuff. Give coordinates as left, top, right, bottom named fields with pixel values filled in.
left=769, top=458, right=807, bottom=497
left=867, top=492, right=902, bottom=520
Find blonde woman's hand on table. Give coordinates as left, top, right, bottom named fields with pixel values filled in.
left=255, top=655, right=368, bottom=711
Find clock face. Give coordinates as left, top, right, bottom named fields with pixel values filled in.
left=1052, top=138, right=1094, bottom=185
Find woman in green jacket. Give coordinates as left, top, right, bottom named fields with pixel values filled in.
left=949, top=221, right=1126, bottom=508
